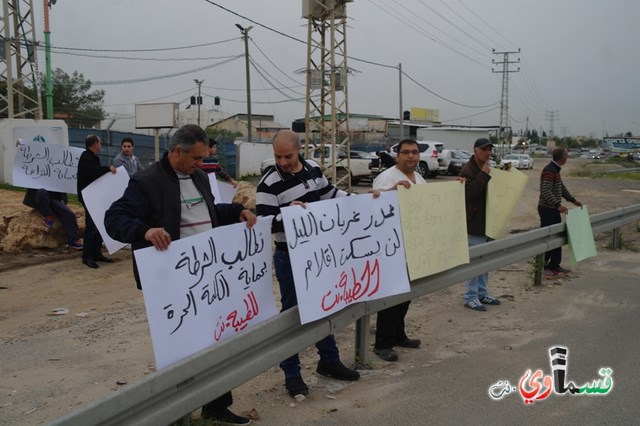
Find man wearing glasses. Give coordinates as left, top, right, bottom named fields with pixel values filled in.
left=105, top=124, right=255, bottom=425
left=370, top=138, right=424, bottom=362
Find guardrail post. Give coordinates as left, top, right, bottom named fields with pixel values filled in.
left=533, top=254, right=544, bottom=286
left=354, top=314, right=370, bottom=367
left=611, top=227, right=621, bottom=249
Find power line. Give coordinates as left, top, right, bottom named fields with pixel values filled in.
left=43, top=37, right=240, bottom=53
left=91, top=55, right=243, bottom=85
left=402, top=70, right=499, bottom=108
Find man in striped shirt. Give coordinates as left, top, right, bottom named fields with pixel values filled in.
left=256, top=130, right=361, bottom=398
left=538, top=147, right=582, bottom=276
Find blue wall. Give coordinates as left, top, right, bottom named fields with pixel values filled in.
left=68, top=129, right=237, bottom=175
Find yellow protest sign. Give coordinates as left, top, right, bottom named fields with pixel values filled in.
left=398, top=181, right=469, bottom=280
left=486, top=167, right=528, bottom=239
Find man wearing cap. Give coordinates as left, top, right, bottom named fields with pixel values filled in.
left=459, top=138, right=501, bottom=311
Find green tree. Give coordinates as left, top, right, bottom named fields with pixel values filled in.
left=47, top=68, right=106, bottom=128
left=0, top=68, right=106, bottom=128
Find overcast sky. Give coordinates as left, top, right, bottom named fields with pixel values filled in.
left=34, top=0, right=640, bottom=138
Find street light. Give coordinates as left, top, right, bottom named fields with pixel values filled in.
left=236, top=24, right=253, bottom=143
left=194, top=79, right=204, bottom=127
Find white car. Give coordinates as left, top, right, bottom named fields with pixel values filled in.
left=517, top=154, right=534, bottom=169
left=499, top=154, right=522, bottom=169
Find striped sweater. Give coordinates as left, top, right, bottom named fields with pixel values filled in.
left=255, top=158, right=346, bottom=244
left=538, top=160, right=575, bottom=209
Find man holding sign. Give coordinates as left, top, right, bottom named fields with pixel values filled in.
left=370, top=139, right=424, bottom=362
left=256, top=130, right=361, bottom=398
left=105, top=124, right=255, bottom=425
left=538, top=147, right=582, bottom=276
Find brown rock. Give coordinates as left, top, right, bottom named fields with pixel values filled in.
left=233, top=181, right=257, bottom=211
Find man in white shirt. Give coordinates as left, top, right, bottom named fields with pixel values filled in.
left=371, top=139, right=425, bottom=362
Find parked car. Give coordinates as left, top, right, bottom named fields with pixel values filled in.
left=499, top=154, right=522, bottom=169
left=517, top=154, right=534, bottom=169
left=260, top=147, right=375, bottom=185
left=390, top=140, right=443, bottom=178
left=439, top=149, right=471, bottom=176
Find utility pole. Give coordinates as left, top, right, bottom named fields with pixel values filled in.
left=236, top=24, right=252, bottom=143
left=398, top=62, right=403, bottom=140
left=492, top=48, right=520, bottom=158
left=43, top=0, right=55, bottom=118
left=193, top=79, right=203, bottom=127
left=546, top=110, right=558, bottom=138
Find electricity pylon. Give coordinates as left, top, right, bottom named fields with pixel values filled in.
left=1, top=0, right=42, bottom=119
left=303, top=0, right=352, bottom=190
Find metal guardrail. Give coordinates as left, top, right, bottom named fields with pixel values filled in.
left=49, top=203, right=640, bottom=426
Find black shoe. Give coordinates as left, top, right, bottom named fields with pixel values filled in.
left=396, top=338, right=421, bottom=348
left=316, top=360, right=360, bottom=381
left=202, top=407, right=251, bottom=425
left=373, top=348, right=399, bottom=362
left=95, top=255, right=113, bottom=263
left=285, top=376, right=309, bottom=397
left=82, top=258, right=99, bottom=269
left=555, top=266, right=572, bottom=274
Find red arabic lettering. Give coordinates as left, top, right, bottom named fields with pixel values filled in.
left=213, top=291, right=260, bottom=341
left=519, top=369, right=553, bottom=405
left=321, top=259, right=380, bottom=311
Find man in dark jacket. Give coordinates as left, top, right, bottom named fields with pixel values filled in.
left=105, top=124, right=255, bottom=425
left=459, top=138, right=501, bottom=312
left=77, top=135, right=116, bottom=268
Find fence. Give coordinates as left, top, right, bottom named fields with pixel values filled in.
left=49, top=203, right=640, bottom=426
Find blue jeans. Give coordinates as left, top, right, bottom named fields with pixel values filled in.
left=464, top=235, right=489, bottom=303
left=274, top=248, right=339, bottom=378
left=34, top=189, right=79, bottom=243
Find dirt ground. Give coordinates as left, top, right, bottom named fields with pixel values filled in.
left=1, top=159, right=639, bottom=425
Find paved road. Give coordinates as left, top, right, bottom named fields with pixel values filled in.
left=289, top=252, right=640, bottom=425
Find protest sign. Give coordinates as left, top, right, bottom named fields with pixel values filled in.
left=566, top=205, right=597, bottom=264
left=81, top=166, right=129, bottom=254
left=398, top=181, right=469, bottom=280
left=486, top=167, right=528, bottom=239
left=208, top=173, right=238, bottom=204
left=281, top=191, right=410, bottom=324
left=13, top=142, right=84, bottom=194
left=134, top=217, right=278, bottom=369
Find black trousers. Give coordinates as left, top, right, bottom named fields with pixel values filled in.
left=538, top=205, right=562, bottom=269
left=375, top=301, right=410, bottom=350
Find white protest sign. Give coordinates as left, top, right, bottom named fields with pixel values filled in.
left=81, top=166, right=129, bottom=254
left=134, top=217, right=278, bottom=369
left=208, top=173, right=238, bottom=204
left=281, top=191, right=410, bottom=324
left=13, top=142, right=84, bottom=194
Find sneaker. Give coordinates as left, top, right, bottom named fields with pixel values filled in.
left=201, top=407, right=251, bottom=425
left=544, top=268, right=559, bottom=278
left=479, top=296, right=501, bottom=305
left=69, top=239, right=83, bottom=250
left=464, top=299, right=487, bottom=311
left=555, top=266, right=572, bottom=274
left=285, top=376, right=309, bottom=397
left=316, top=360, right=360, bottom=381
left=396, top=338, right=421, bottom=348
left=373, top=348, right=399, bottom=362
left=43, top=215, right=54, bottom=228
